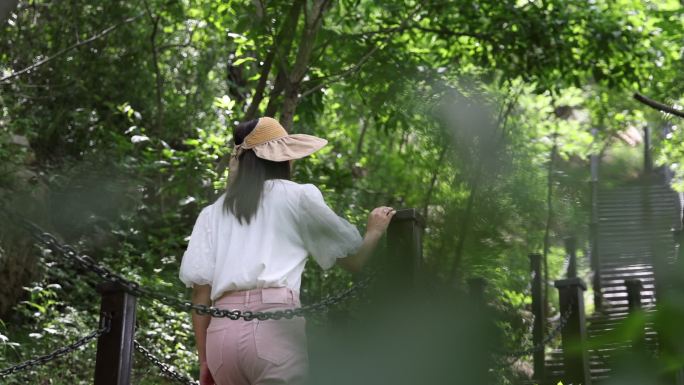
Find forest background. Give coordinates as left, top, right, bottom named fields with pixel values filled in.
left=0, top=0, right=683, bottom=384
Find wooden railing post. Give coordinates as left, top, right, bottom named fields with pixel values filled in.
left=673, top=228, right=684, bottom=348
left=94, top=282, right=137, bottom=385
left=386, top=208, right=425, bottom=286
left=565, top=236, right=578, bottom=279
left=589, top=128, right=602, bottom=312
left=530, top=253, right=546, bottom=383
left=625, top=279, right=645, bottom=350
left=666, top=225, right=684, bottom=385
left=555, top=277, right=592, bottom=385
left=674, top=227, right=684, bottom=274
left=625, top=279, right=643, bottom=310
left=467, top=277, right=487, bottom=302
left=644, top=126, right=653, bottom=174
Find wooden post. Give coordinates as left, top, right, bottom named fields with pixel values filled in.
left=530, top=253, right=545, bottom=383
left=625, top=279, right=645, bottom=351
left=386, top=208, right=424, bottom=286
left=555, top=277, right=592, bottom=385
left=565, top=236, right=578, bottom=279
left=670, top=217, right=684, bottom=384
left=669, top=230, right=684, bottom=385
left=625, top=279, right=642, bottom=310
left=468, top=277, right=486, bottom=302
left=644, top=126, right=653, bottom=175
left=589, top=128, right=602, bottom=312
left=94, top=282, right=137, bottom=385
left=676, top=229, right=684, bottom=261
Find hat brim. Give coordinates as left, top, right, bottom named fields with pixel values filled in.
left=251, top=134, right=327, bottom=162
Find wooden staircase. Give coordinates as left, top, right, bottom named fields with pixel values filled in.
left=543, top=180, right=680, bottom=384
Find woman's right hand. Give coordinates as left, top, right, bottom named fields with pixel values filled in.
left=366, top=206, right=396, bottom=238
left=200, top=361, right=215, bottom=385
left=338, top=206, right=396, bottom=273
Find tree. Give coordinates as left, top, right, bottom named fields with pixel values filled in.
left=0, top=1, right=682, bottom=383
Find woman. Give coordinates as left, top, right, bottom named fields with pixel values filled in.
left=179, top=117, right=395, bottom=385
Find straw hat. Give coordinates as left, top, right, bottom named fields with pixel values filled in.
left=229, top=117, right=327, bottom=176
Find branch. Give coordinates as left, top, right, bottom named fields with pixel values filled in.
left=252, top=0, right=266, bottom=19
left=158, top=24, right=197, bottom=51
left=633, top=92, right=684, bottom=119
left=422, top=144, right=448, bottom=221
left=342, top=25, right=489, bottom=42
left=245, top=0, right=302, bottom=120
left=342, top=26, right=403, bottom=38
left=411, top=26, right=489, bottom=41
left=309, top=33, right=335, bottom=67
left=279, top=0, right=332, bottom=130
left=496, top=83, right=524, bottom=139
left=0, top=14, right=141, bottom=83
left=302, top=7, right=461, bottom=98
left=300, top=42, right=380, bottom=97
left=300, top=15, right=417, bottom=97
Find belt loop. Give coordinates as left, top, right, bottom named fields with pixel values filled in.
left=245, top=289, right=250, bottom=304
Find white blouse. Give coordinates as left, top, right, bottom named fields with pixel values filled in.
left=178, top=179, right=363, bottom=301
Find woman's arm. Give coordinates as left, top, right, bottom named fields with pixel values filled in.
left=192, top=284, right=214, bottom=385
left=338, top=206, right=395, bottom=273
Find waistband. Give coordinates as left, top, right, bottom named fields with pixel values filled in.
left=213, top=287, right=300, bottom=306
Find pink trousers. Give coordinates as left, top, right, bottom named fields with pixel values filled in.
left=206, top=287, right=308, bottom=385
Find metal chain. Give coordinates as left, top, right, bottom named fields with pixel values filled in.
left=512, top=301, right=573, bottom=357
left=134, top=340, right=197, bottom=385
left=139, top=273, right=373, bottom=321
left=0, top=314, right=111, bottom=377
left=4, top=209, right=374, bottom=320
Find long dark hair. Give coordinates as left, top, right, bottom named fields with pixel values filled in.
left=224, top=119, right=291, bottom=224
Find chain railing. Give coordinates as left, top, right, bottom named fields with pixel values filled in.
left=1, top=207, right=380, bottom=383
left=0, top=314, right=111, bottom=377
left=134, top=340, right=197, bottom=385
left=494, top=299, right=574, bottom=368
left=4, top=209, right=374, bottom=321
left=8, top=206, right=577, bottom=379
left=510, top=301, right=573, bottom=358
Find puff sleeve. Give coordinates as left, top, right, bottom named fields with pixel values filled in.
left=297, top=184, right=363, bottom=270
left=178, top=206, right=215, bottom=288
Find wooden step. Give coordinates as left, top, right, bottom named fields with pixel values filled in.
left=541, top=182, right=676, bottom=384
left=601, top=278, right=655, bottom=288
left=599, top=263, right=654, bottom=271
left=600, top=260, right=655, bottom=267
left=600, top=270, right=655, bottom=279
left=598, top=284, right=655, bottom=291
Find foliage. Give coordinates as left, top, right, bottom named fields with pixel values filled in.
left=0, top=0, right=682, bottom=384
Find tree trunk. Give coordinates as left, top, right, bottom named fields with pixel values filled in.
left=264, top=69, right=287, bottom=117
left=542, top=134, right=558, bottom=314
left=245, top=0, right=303, bottom=121
left=447, top=90, right=518, bottom=284
left=355, top=118, right=368, bottom=157
left=449, top=173, right=481, bottom=283
left=0, top=232, right=40, bottom=317
left=422, top=145, right=448, bottom=220
left=264, top=0, right=305, bottom=118
left=279, top=0, right=331, bottom=131
left=145, top=7, right=164, bottom=135
left=0, top=140, right=44, bottom=317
